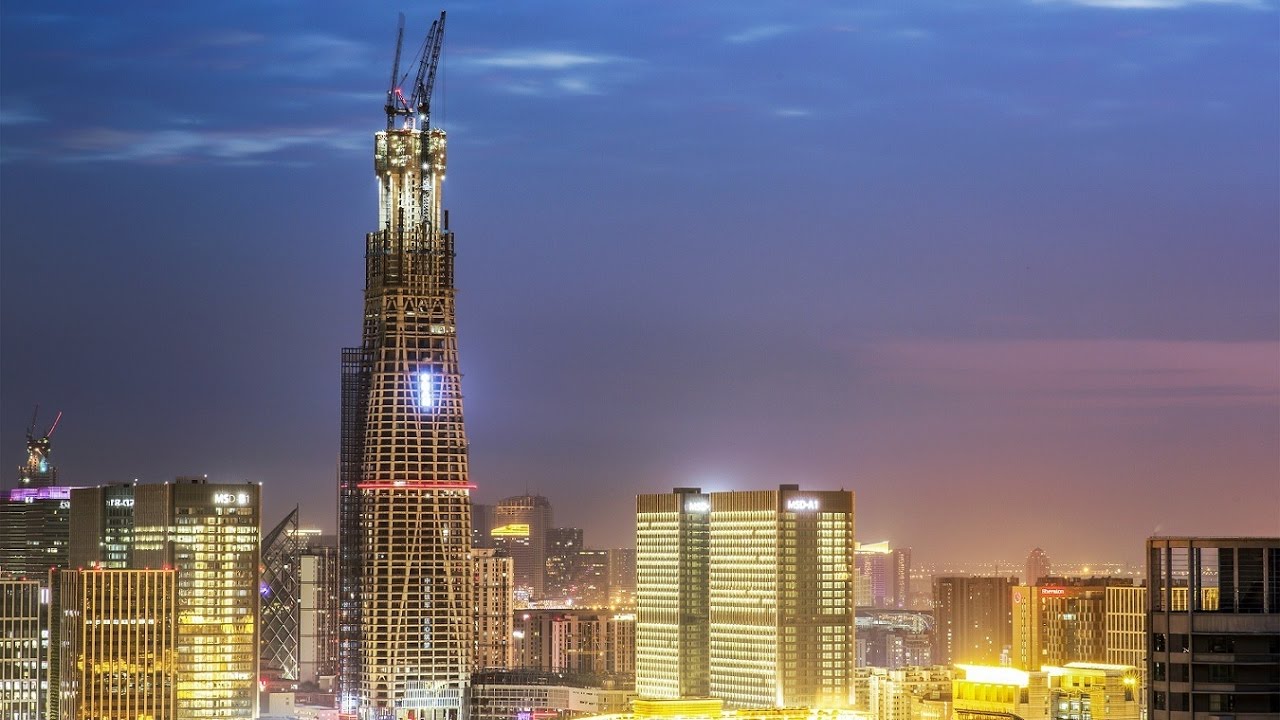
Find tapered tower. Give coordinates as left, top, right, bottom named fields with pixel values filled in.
left=339, top=12, right=472, bottom=720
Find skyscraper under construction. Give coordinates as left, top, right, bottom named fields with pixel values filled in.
left=339, top=12, right=473, bottom=720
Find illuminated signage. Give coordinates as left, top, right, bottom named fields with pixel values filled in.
left=107, top=498, right=134, bottom=508
left=785, top=498, right=820, bottom=512
left=491, top=523, right=530, bottom=538
left=684, top=499, right=709, bottom=513
left=213, top=492, right=250, bottom=506
left=1040, top=587, right=1066, bottom=596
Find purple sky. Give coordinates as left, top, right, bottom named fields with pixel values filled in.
left=2, top=0, right=1276, bottom=565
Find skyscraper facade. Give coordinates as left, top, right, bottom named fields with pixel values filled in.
left=57, top=568, right=178, bottom=720
left=338, top=16, right=473, bottom=717
left=1146, top=536, right=1280, bottom=718
left=473, top=548, right=514, bottom=671
left=132, top=479, right=261, bottom=720
left=0, top=578, right=44, bottom=719
left=932, top=576, right=1017, bottom=666
left=1012, top=578, right=1130, bottom=670
left=637, top=485, right=856, bottom=709
left=493, top=495, right=553, bottom=598
left=261, top=508, right=302, bottom=681
left=1025, top=548, right=1051, bottom=587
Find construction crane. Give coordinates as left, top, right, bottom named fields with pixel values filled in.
left=384, top=11, right=446, bottom=133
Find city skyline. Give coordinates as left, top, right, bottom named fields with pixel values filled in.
left=2, top=0, right=1278, bottom=565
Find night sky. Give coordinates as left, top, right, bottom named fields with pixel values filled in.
left=2, top=0, right=1276, bottom=565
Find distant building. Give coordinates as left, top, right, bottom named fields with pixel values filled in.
left=474, top=548, right=515, bottom=670
left=857, top=542, right=913, bottom=609
left=468, top=668, right=633, bottom=720
left=572, top=550, right=611, bottom=607
left=297, top=530, right=338, bottom=684
left=472, top=503, right=496, bottom=549
left=494, top=495, right=553, bottom=598
left=1104, top=585, right=1146, bottom=717
left=953, top=663, right=1139, bottom=720
left=512, top=608, right=635, bottom=676
left=892, top=548, right=912, bottom=610
left=637, top=485, right=856, bottom=709
left=0, top=578, right=45, bottom=718
left=57, top=568, right=177, bottom=719
left=261, top=508, right=303, bottom=681
left=1025, top=548, right=1051, bottom=587
left=1147, top=536, right=1280, bottom=718
left=0, top=486, right=74, bottom=580
left=607, top=548, right=636, bottom=609
left=1011, top=577, right=1132, bottom=670
left=851, top=666, right=952, bottom=720
left=932, top=576, right=1017, bottom=666
left=545, top=528, right=584, bottom=601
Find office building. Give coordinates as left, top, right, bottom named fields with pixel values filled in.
left=1012, top=578, right=1131, bottom=670
left=337, top=19, right=473, bottom=717
left=1147, top=536, right=1280, bottom=718
left=57, top=568, right=177, bottom=719
left=298, top=530, right=339, bottom=684
left=468, top=669, right=634, bottom=720
left=856, top=543, right=913, bottom=610
left=0, top=578, right=44, bottom=719
left=1026, top=548, right=1051, bottom=587
left=546, top=528, right=584, bottom=601
left=636, top=487, right=709, bottom=699
left=1, top=485, right=74, bottom=581
left=608, top=548, right=636, bottom=609
left=637, top=485, right=856, bottom=709
left=493, top=495, right=553, bottom=598
left=68, top=483, right=136, bottom=569
left=472, top=503, right=495, bottom=549
left=474, top=548, right=515, bottom=671
left=953, top=663, right=1139, bottom=720
left=133, top=478, right=261, bottom=720
left=932, top=576, right=1017, bottom=666
left=851, top=666, right=952, bottom=720
left=1104, top=585, right=1146, bottom=715
left=573, top=550, right=611, bottom=607
left=511, top=608, right=635, bottom=676
left=261, top=508, right=303, bottom=681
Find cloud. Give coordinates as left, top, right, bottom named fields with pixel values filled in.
left=870, top=339, right=1279, bottom=408
left=460, top=50, right=623, bottom=71
left=724, top=24, right=795, bottom=44
left=1031, top=0, right=1266, bottom=8
left=457, top=49, right=636, bottom=97
left=774, top=108, right=813, bottom=118
left=0, top=103, right=43, bottom=125
left=58, top=126, right=364, bottom=164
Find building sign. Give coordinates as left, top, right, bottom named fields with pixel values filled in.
left=213, top=492, right=250, bottom=505
left=786, top=498, right=820, bottom=512
left=107, top=498, right=134, bottom=508
left=684, top=499, right=710, bottom=513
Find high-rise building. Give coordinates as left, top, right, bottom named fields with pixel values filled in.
left=546, top=528, right=584, bottom=600
left=511, top=608, right=635, bottom=676
left=337, top=16, right=473, bottom=717
left=1, top=416, right=74, bottom=582
left=857, top=542, right=892, bottom=608
left=0, top=578, right=45, bottom=719
left=57, top=568, right=178, bottom=719
left=636, top=487, right=709, bottom=700
left=1012, top=578, right=1131, bottom=670
left=608, top=548, right=636, bottom=609
left=472, top=503, right=496, bottom=549
left=952, top=663, right=1139, bottom=720
left=493, top=495, right=553, bottom=598
left=1025, top=548, right=1051, bottom=587
left=132, top=478, right=261, bottom=720
left=473, top=548, right=514, bottom=671
left=637, top=485, right=856, bottom=709
left=932, top=576, right=1017, bottom=666
left=1105, top=585, right=1146, bottom=717
left=891, top=548, right=911, bottom=610
left=68, top=483, right=136, bottom=569
left=573, top=550, right=611, bottom=607
left=261, top=508, right=303, bottom=681
left=1146, top=536, right=1280, bottom=718
left=298, top=530, right=339, bottom=684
